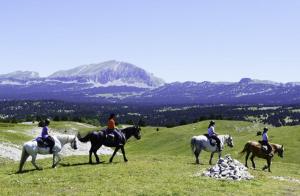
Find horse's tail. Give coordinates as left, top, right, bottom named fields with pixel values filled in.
left=191, top=137, right=198, bottom=153
left=77, top=132, right=92, bottom=143
left=239, top=141, right=251, bottom=156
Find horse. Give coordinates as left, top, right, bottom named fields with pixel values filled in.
left=240, top=141, right=284, bottom=172
left=77, top=126, right=141, bottom=164
left=18, top=134, right=77, bottom=173
left=191, top=134, right=234, bottom=165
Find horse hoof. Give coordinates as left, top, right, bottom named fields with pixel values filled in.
left=124, top=159, right=128, bottom=162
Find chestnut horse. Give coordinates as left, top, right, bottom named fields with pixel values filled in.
left=240, top=141, right=284, bottom=172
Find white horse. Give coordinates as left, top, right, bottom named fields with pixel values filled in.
left=191, top=134, right=234, bottom=165
left=18, top=135, right=77, bottom=172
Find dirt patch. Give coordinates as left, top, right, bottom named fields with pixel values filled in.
left=0, top=127, right=116, bottom=161
left=270, top=176, right=300, bottom=184
left=0, top=142, right=22, bottom=161
left=75, top=122, right=96, bottom=128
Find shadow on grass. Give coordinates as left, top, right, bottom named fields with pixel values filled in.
left=187, top=162, right=208, bottom=165
left=10, top=168, right=42, bottom=175
left=58, top=160, right=124, bottom=167
left=59, top=162, right=101, bottom=167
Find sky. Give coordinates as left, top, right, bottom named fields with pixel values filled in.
left=0, top=0, right=299, bottom=83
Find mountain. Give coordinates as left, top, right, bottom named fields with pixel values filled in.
left=0, top=61, right=299, bottom=104
left=0, top=71, right=39, bottom=80
left=49, top=60, right=164, bottom=88
left=126, top=78, right=300, bottom=104
left=0, top=61, right=164, bottom=102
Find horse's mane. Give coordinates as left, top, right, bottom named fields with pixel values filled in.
left=121, top=126, right=136, bottom=132
left=55, top=134, right=75, bottom=141
left=270, top=143, right=283, bottom=150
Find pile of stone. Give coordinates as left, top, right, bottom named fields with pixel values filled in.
left=202, top=154, right=254, bottom=180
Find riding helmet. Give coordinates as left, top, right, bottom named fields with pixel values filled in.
left=209, top=120, right=215, bottom=126
left=45, top=118, right=51, bottom=125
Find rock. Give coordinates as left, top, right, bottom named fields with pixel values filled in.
left=201, top=154, right=254, bottom=181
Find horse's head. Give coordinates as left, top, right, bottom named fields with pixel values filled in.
left=133, top=126, right=141, bottom=140
left=226, top=135, right=234, bottom=148
left=71, top=136, right=78, bottom=150
left=277, top=145, right=284, bottom=158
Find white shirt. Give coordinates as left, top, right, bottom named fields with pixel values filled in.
left=208, top=126, right=216, bottom=137
left=262, top=132, right=268, bottom=142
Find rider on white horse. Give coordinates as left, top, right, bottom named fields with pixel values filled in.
left=18, top=133, right=77, bottom=173
left=36, top=119, right=55, bottom=153
left=207, top=121, right=222, bottom=152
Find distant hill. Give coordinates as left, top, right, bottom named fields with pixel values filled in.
left=129, top=78, right=300, bottom=104
left=0, top=61, right=299, bottom=104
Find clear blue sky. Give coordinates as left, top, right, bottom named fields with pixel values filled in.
left=0, top=0, right=299, bottom=83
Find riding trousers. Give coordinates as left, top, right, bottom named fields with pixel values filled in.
left=210, top=135, right=221, bottom=150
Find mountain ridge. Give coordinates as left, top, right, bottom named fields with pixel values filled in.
left=0, top=61, right=299, bottom=104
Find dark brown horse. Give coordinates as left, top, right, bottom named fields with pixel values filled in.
left=240, top=141, right=284, bottom=172
left=77, top=126, right=141, bottom=164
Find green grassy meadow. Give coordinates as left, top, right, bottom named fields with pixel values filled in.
left=0, top=120, right=299, bottom=195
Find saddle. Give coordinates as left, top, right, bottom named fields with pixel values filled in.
left=104, top=129, right=124, bottom=145
left=204, top=134, right=216, bottom=146
left=36, top=136, right=54, bottom=148
left=258, top=140, right=272, bottom=156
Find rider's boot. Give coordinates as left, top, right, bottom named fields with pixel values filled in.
left=217, top=144, right=222, bottom=152
left=49, top=147, right=53, bottom=154
left=267, top=150, right=273, bottom=157
left=107, top=134, right=114, bottom=142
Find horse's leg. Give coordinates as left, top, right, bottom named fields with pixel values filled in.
left=93, top=151, right=99, bottom=163
left=91, top=144, right=101, bottom=164
left=209, top=152, right=214, bottom=165
left=194, top=150, right=200, bottom=164
left=52, top=154, right=56, bottom=168
left=250, top=155, right=256, bottom=169
left=18, top=150, right=29, bottom=173
left=218, top=151, right=221, bottom=160
left=245, top=151, right=250, bottom=168
left=31, top=154, right=42, bottom=170
left=52, top=153, right=61, bottom=168
left=109, top=147, right=120, bottom=163
left=267, top=158, right=272, bottom=172
left=120, top=146, right=128, bottom=162
left=89, top=147, right=93, bottom=164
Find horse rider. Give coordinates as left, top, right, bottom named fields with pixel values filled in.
left=106, top=113, right=123, bottom=145
left=37, top=118, right=55, bottom=153
left=208, top=120, right=222, bottom=151
left=261, top=127, right=273, bottom=156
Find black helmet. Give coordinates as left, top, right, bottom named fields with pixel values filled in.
left=109, top=113, right=115, bottom=119
left=45, top=118, right=50, bottom=125
left=263, top=127, right=268, bottom=132
left=208, top=120, right=215, bottom=128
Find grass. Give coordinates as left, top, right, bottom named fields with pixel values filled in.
left=0, top=123, right=34, bottom=145
left=0, top=120, right=299, bottom=195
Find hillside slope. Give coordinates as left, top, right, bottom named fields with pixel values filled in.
left=0, top=121, right=299, bottom=195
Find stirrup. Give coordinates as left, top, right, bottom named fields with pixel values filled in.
left=267, top=153, right=273, bottom=157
